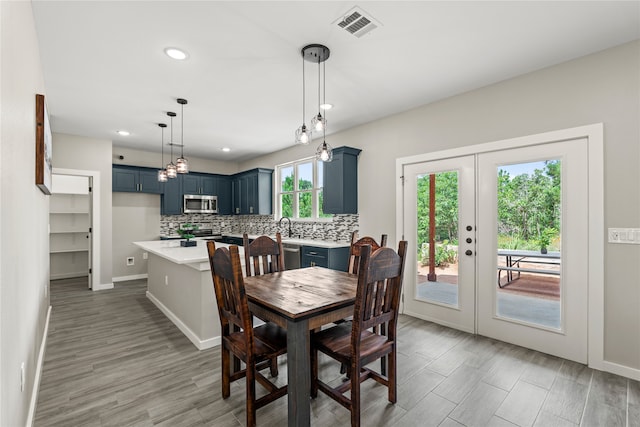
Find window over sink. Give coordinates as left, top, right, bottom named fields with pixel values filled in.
left=276, top=157, right=330, bottom=220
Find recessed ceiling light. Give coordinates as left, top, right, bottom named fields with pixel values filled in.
left=164, top=47, right=188, bottom=60
left=221, top=147, right=231, bottom=152
left=320, top=103, right=333, bottom=110
left=117, top=130, right=130, bottom=136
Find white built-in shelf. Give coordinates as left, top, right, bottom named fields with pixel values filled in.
left=50, top=248, right=89, bottom=254
left=50, top=209, right=89, bottom=214
left=50, top=228, right=89, bottom=234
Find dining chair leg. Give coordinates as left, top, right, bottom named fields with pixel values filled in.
left=310, top=347, right=318, bottom=398
left=221, top=346, right=231, bottom=399
left=246, top=365, right=257, bottom=427
left=388, top=347, right=397, bottom=403
left=350, top=363, right=361, bottom=427
left=269, top=356, right=278, bottom=377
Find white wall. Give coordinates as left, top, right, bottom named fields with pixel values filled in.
left=112, top=192, right=160, bottom=280
left=0, top=2, right=51, bottom=425
left=112, top=145, right=238, bottom=175
left=52, top=133, right=114, bottom=289
left=240, top=42, right=640, bottom=371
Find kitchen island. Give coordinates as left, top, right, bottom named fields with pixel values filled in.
left=133, top=239, right=242, bottom=350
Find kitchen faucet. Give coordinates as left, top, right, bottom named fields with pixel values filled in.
left=278, top=217, right=292, bottom=238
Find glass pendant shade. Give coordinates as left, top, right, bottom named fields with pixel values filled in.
left=166, top=162, right=177, bottom=178
left=316, top=140, right=333, bottom=162
left=295, top=124, right=312, bottom=145
left=311, top=112, right=326, bottom=132
left=176, top=157, right=189, bottom=174
left=158, top=169, right=168, bottom=182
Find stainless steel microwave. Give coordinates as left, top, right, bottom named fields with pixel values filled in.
left=183, top=194, right=217, bottom=214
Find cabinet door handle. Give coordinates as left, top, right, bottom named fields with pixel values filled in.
left=311, top=261, right=316, bottom=267
left=308, top=251, right=318, bottom=255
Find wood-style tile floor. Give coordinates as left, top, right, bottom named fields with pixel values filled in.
left=35, top=277, right=639, bottom=426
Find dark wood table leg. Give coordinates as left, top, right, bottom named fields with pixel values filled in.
left=287, top=318, right=310, bottom=427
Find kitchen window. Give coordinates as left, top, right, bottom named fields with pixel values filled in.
left=276, top=158, right=330, bottom=220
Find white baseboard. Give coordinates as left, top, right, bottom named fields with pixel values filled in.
left=112, top=273, right=148, bottom=283
left=601, top=360, right=640, bottom=381
left=50, top=272, right=87, bottom=280
left=146, top=291, right=220, bottom=350
left=26, top=305, right=51, bottom=427
left=92, top=282, right=114, bottom=291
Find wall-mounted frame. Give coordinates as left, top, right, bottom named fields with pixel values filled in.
left=36, top=93, right=52, bottom=195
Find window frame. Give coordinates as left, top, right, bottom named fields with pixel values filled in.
left=275, top=156, right=329, bottom=221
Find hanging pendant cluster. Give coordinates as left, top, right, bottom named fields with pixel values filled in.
left=158, top=98, right=190, bottom=181
left=295, top=44, right=332, bottom=162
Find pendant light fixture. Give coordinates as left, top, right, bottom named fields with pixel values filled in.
left=298, top=44, right=332, bottom=162
left=309, top=45, right=328, bottom=133
left=294, top=53, right=312, bottom=145
left=175, top=98, right=189, bottom=174
left=166, top=111, right=177, bottom=179
left=157, top=123, right=168, bottom=182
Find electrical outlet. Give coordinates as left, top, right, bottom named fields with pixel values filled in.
left=142, top=252, right=148, bottom=260
left=165, top=275, right=169, bottom=285
left=20, top=362, right=25, bottom=392
left=126, top=257, right=135, bottom=266
left=608, top=229, right=620, bottom=242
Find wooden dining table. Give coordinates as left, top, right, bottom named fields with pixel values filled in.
left=243, top=266, right=358, bottom=427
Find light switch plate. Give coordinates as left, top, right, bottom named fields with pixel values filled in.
left=608, top=228, right=640, bottom=244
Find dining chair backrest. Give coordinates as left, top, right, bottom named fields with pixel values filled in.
left=352, top=241, right=407, bottom=351
left=207, top=241, right=254, bottom=352
left=243, top=233, right=285, bottom=277
left=348, top=231, right=388, bottom=275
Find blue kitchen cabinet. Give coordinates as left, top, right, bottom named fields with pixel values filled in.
left=301, top=245, right=349, bottom=271
left=161, top=174, right=182, bottom=215
left=231, top=168, right=273, bottom=215
left=322, top=146, right=362, bottom=214
left=113, top=165, right=163, bottom=194
left=182, top=173, right=217, bottom=196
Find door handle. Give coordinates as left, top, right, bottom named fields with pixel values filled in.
left=465, top=249, right=473, bottom=256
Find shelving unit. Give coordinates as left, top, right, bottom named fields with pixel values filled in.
left=50, top=191, right=90, bottom=280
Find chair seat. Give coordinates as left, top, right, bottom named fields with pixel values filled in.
left=313, top=322, right=393, bottom=364
left=253, top=322, right=287, bottom=355
left=225, top=322, right=287, bottom=362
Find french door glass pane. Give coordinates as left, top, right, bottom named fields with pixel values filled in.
left=495, top=160, right=562, bottom=330
left=415, top=171, right=459, bottom=307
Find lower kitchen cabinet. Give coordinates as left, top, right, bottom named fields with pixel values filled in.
left=301, top=246, right=349, bottom=271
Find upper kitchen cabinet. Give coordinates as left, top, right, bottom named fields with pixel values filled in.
left=231, top=168, right=273, bottom=215
left=322, top=146, right=362, bottom=214
left=161, top=174, right=182, bottom=215
left=216, top=176, right=232, bottom=215
left=182, top=172, right=217, bottom=195
left=113, top=165, right=162, bottom=194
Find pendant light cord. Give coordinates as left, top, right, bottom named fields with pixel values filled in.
left=161, top=126, right=164, bottom=166
left=317, top=56, right=321, bottom=113
left=302, top=54, right=306, bottom=123
left=180, top=102, right=184, bottom=158
left=170, top=115, right=174, bottom=160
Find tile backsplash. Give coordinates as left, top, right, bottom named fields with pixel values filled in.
left=160, top=214, right=358, bottom=243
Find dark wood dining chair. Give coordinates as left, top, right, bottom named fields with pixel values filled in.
left=243, top=232, right=285, bottom=277
left=242, top=232, right=285, bottom=376
left=311, top=241, right=408, bottom=427
left=206, top=241, right=288, bottom=427
left=347, top=231, right=388, bottom=274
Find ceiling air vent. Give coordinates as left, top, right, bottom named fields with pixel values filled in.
left=334, top=7, right=381, bottom=38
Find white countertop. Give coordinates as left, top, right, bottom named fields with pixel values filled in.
left=134, top=239, right=243, bottom=266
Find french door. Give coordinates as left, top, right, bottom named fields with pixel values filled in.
left=402, top=138, right=589, bottom=363
left=477, top=139, right=588, bottom=363
left=402, top=156, right=476, bottom=333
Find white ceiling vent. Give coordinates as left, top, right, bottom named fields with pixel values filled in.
left=334, top=6, right=382, bottom=38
